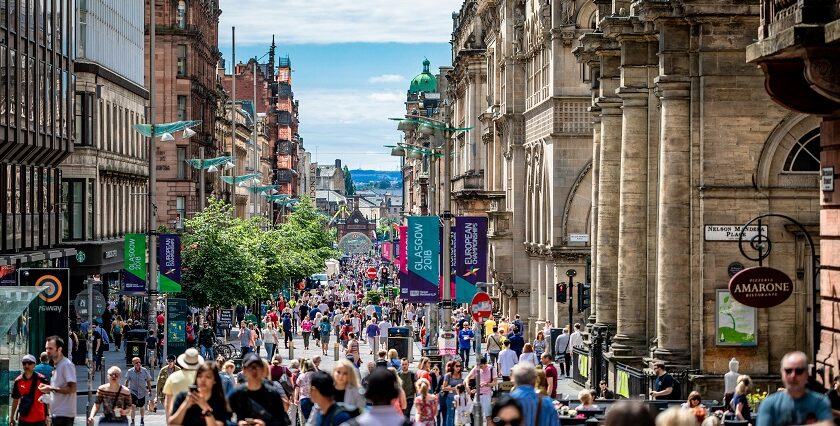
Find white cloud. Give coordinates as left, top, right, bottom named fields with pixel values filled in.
left=295, top=88, right=407, bottom=169
left=219, top=0, right=457, bottom=45
left=368, top=74, right=406, bottom=84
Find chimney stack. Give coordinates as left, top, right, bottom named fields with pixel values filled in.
left=335, top=159, right=342, bottom=169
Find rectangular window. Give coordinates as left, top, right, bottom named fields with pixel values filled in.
left=0, top=45, right=6, bottom=127
left=61, top=179, right=85, bottom=240
left=8, top=49, right=13, bottom=125
left=176, top=45, right=187, bottom=77
left=45, top=64, right=50, bottom=133
left=27, top=56, right=33, bottom=130
left=176, top=146, right=186, bottom=179
left=177, top=95, right=186, bottom=121
left=175, top=196, right=185, bottom=229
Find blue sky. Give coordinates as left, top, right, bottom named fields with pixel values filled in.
left=218, top=0, right=458, bottom=170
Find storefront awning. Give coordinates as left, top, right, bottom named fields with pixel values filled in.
left=0, top=286, right=47, bottom=334
left=0, top=248, right=77, bottom=266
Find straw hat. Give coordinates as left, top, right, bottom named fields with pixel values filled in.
left=176, top=348, right=204, bottom=370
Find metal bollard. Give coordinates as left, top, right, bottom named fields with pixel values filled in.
left=288, top=340, right=294, bottom=360
left=334, top=342, right=340, bottom=361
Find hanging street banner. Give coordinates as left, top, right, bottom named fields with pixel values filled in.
left=398, top=226, right=408, bottom=275
left=381, top=242, right=393, bottom=262
left=404, top=216, right=440, bottom=303
left=123, top=233, right=147, bottom=294
left=454, top=216, right=487, bottom=303
left=159, top=234, right=182, bottom=293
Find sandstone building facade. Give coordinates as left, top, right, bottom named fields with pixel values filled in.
left=433, top=0, right=824, bottom=396
left=145, top=0, right=221, bottom=227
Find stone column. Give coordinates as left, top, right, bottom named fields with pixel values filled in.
left=594, top=53, right=622, bottom=331
left=653, top=20, right=692, bottom=365
left=612, top=37, right=652, bottom=360
left=545, top=260, right=556, bottom=327
left=589, top=108, right=601, bottom=325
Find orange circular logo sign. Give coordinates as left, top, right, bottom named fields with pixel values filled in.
left=36, top=275, right=63, bottom=303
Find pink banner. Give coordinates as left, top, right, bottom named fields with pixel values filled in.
left=381, top=242, right=392, bottom=262
left=398, top=226, right=408, bottom=274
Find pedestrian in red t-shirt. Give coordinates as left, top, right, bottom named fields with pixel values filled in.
left=11, top=354, right=48, bottom=426
left=541, top=353, right=559, bottom=398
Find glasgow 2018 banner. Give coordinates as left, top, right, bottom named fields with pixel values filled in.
left=403, top=216, right=440, bottom=303
left=123, top=233, right=146, bottom=294
left=454, top=216, right=487, bottom=303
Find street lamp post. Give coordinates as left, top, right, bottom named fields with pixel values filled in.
left=389, top=108, right=469, bottom=354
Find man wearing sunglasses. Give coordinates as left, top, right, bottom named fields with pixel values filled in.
left=10, top=355, right=49, bottom=426
left=756, top=351, right=832, bottom=426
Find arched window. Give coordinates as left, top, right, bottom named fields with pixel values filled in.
left=177, top=1, right=187, bottom=29
left=784, top=128, right=820, bottom=173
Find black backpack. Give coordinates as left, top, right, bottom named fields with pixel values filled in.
left=325, top=403, right=361, bottom=425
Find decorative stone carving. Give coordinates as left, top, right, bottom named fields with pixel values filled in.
left=559, top=0, right=575, bottom=25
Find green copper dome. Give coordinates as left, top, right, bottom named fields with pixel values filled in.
left=409, top=59, right=437, bottom=94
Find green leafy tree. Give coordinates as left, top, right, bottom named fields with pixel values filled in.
left=343, top=166, right=356, bottom=196
left=181, top=199, right=266, bottom=307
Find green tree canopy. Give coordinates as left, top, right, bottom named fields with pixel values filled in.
left=343, top=166, right=356, bottom=196
left=181, top=197, right=338, bottom=307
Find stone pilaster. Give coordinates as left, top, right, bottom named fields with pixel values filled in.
left=589, top=108, right=601, bottom=325
left=594, top=52, right=622, bottom=331
left=612, top=35, right=653, bottom=361
left=653, top=19, right=692, bottom=366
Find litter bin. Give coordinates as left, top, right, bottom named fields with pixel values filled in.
left=125, top=329, right=148, bottom=366
left=387, top=327, right=410, bottom=359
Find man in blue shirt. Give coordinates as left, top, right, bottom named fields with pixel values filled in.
left=458, top=323, right=475, bottom=369
left=508, top=326, right=525, bottom=357
left=33, top=352, right=53, bottom=382
left=509, top=363, right=560, bottom=426
left=757, top=351, right=833, bottom=426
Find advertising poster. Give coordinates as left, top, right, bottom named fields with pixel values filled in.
left=158, top=234, right=182, bottom=293
left=19, top=268, right=70, bottom=345
left=716, top=289, right=757, bottom=346
left=123, top=233, right=147, bottom=294
left=167, top=298, right=189, bottom=358
left=403, top=216, right=440, bottom=303
left=454, top=216, right=487, bottom=303
left=381, top=242, right=392, bottom=262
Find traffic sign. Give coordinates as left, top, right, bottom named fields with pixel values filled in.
left=366, top=267, right=378, bottom=279
left=470, top=291, right=493, bottom=322
left=74, top=289, right=107, bottom=321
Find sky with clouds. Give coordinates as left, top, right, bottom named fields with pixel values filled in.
left=218, top=0, right=458, bottom=170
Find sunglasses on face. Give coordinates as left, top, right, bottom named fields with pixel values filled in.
left=109, top=373, right=120, bottom=378
left=784, top=367, right=807, bottom=376
left=22, top=361, right=34, bottom=366
left=492, top=417, right=521, bottom=426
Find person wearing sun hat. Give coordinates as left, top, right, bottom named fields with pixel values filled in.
left=162, top=348, right=203, bottom=416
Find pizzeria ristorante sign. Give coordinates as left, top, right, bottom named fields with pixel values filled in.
left=727, top=266, right=793, bottom=308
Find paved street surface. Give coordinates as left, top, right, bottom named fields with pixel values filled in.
left=73, top=332, right=582, bottom=424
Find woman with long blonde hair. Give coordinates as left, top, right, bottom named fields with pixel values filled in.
left=413, top=378, right=438, bottom=425
left=730, top=375, right=752, bottom=423
left=332, top=359, right=366, bottom=409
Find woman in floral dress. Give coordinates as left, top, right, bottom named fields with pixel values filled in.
left=414, top=378, right=438, bottom=426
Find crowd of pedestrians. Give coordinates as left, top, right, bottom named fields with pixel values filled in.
left=10, top=253, right=840, bottom=426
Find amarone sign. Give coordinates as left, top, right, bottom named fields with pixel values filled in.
left=727, top=266, right=793, bottom=308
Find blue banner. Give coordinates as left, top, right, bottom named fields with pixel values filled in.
left=158, top=234, right=182, bottom=293
left=405, top=216, right=440, bottom=303
left=455, top=216, right=487, bottom=303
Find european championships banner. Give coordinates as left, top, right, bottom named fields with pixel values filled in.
left=403, top=216, right=440, bottom=303
left=454, top=216, right=487, bottom=303
left=123, top=233, right=147, bottom=294
left=158, top=234, right=182, bottom=293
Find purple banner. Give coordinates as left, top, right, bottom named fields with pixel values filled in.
left=403, top=216, right=440, bottom=303
left=158, top=234, right=182, bottom=293
left=454, top=216, right=487, bottom=303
